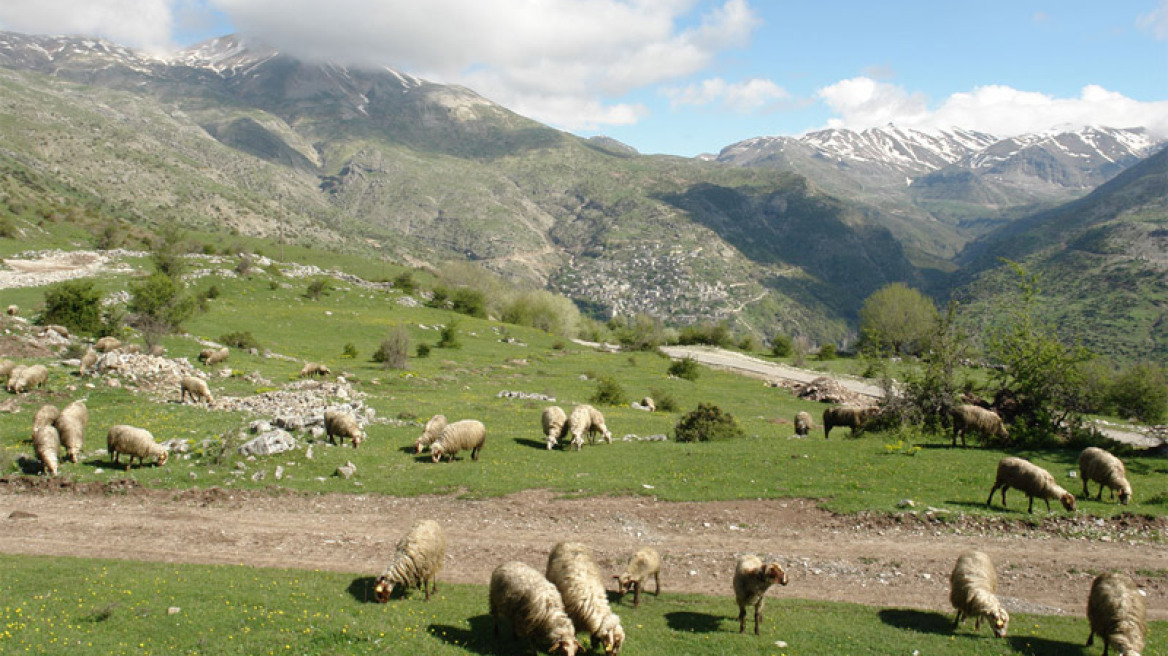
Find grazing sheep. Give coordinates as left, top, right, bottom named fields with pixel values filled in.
left=489, top=561, right=584, bottom=656
left=180, top=376, right=214, bottom=405
left=299, top=362, right=331, bottom=377
left=734, top=554, right=789, bottom=635
left=43, top=325, right=69, bottom=339
left=94, top=336, right=122, bottom=352
left=987, top=457, right=1076, bottom=514
left=32, top=404, right=61, bottom=437
left=414, top=414, right=448, bottom=454
left=567, top=404, right=611, bottom=450
left=949, top=550, right=1009, bottom=637
left=430, top=419, right=486, bottom=463
left=546, top=542, right=625, bottom=655
left=1087, top=572, right=1146, bottom=656
left=373, top=519, right=446, bottom=602
left=613, top=547, right=661, bottom=607
left=78, top=349, right=98, bottom=376
left=33, top=425, right=61, bottom=476
left=822, top=406, right=879, bottom=438
left=8, top=364, right=48, bottom=393
left=1078, top=447, right=1133, bottom=505
left=950, top=404, right=1009, bottom=446
left=324, top=409, right=365, bottom=448
left=199, top=347, right=229, bottom=366
left=106, top=425, right=169, bottom=470
left=793, top=411, right=813, bottom=437
left=5, top=304, right=17, bottom=316
left=148, top=344, right=165, bottom=357
left=641, top=397, right=656, bottom=412
left=542, top=406, right=567, bottom=450
left=54, top=400, right=88, bottom=463
left=587, top=406, right=613, bottom=445
left=0, top=359, right=15, bottom=378
left=5, top=364, right=27, bottom=392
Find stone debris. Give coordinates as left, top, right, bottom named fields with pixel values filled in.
left=238, top=430, right=297, bottom=457
left=335, top=461, right=357, bottom=479
left=794, top=376, right=865, bottom=405
left=619, top=434, right=669, bottom=442
left=496, top=390, right=556, bottom=402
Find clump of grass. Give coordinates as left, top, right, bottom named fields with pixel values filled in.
left=590, top=376, right=627, bottom=406
left=668, top=357, right=701, bottom=381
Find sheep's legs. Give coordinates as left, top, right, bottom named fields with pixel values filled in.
left=654, top=572, right=661, bottom=595
left=753, top=601, right=764, bottom=635
left=737, top=604, right=747, bottom=633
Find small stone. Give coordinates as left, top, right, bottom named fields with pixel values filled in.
left=251, top=470, right=266, bottom=482
left=188, top=472, right=198, bottom=480
left=305, top=446, right=314, bottom=460
left=336, top=461, right=357, bottom=479
left=775, top=641, right=788, bottom=648
left=275, top=465, right=284, bottom=480
left=94, top=468, right=104, bottom=475
left=897, top=499, right=916, bottom=508
left=167, top=607, right=181, bottom=615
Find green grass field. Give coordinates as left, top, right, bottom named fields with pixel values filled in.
left=3, top=553, right=1162, bottom=656
left=2, top=250, right=1167, bottom=517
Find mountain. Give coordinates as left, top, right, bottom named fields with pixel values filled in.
left=716, top=125, right=1163, bottom=260
left=952, top=145, right=1168, bottom=363
left=0, top=31, right=926, bottom=342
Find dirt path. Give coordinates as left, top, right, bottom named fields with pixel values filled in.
left=2, top=483, right=1165, bottom=619
left=659, top=345, right=886, bottom=398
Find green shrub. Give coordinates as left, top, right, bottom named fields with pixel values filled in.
left=0, top=215, right=17, bottom=239
left=738, top=335, right=759, bottom=352
left=648, top=387, right=678, bottom=412
left=234, top=254, right=253, bottom=277
left=818, top=343, right=837, bottom=361
left=415, top=343, right=431, bottom=358
left=129, top=271, right=196, bottom=331
left=502, top=290, right=581, bottom=337
left=304, top=278, right=330, bottom=300
left=1109, top=362, right=1168, bottom=424
left=590, top=376, right=627, bottom=406
left=426, top=286, right=450, bottom=309
left=451, top=287, right=487, bottom=318
left=42, top=280, right=104, bottom=336
left=677, top=320, right=733, bottom=348
left=393, top=271, right=417, bottom=295
left=437, top=322, right=461, bottom=349
left=673, top=403, right=745, bottom=442
left=668, top=357, right=701, bottom=381
left=341, top=343, right=358, bottom=359
left=771, top=334, right=793, bottom=358
left=372, top=326, right=411, bottom=369
left=219, top=331, right=261, bottom=351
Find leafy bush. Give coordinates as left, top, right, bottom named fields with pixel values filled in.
left=648, top=387, right=678, bottom=412
left=590, top=376, right=627, bottom=406
left=426, top=286, right=450, bottom=309
left=415, top=343, right=431, bottom=358
left=502, top=290, right=581, bottom=336
left=668, top=357, right=701, bottom=381
left=609, top=313, right=667, bottom=351
left=393, top=271, right=417, bottom=295
left=0, top=216, right=17, bottom=239
left=677, top=321, right=733, bottom=348
left=771, top=334, right=793, bottom=358
left=341, top=343, right=358, bottom=359
left=1109, top=362, right=1168, bottom=424
left=129, top=271, right=196, bottom=332
left=437, top=321, right=460, bottom=349
left=451, top=287, right=488, bottom=318
left=219, top=331, right=261, bottom=351
left=818, top=343, right=837, bottom=361
left=738, top=335, right=759, bottom=352
left=372, top=326, right=411, bottom=369
left=304, top=278, right=330, bottom=300
left=42, top=280, right=104, bottom=336
left=234, top=254, right=253, bottom=277
left=673, top=403, right=745, bottom=442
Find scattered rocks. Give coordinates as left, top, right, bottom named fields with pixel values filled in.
left=795, top=377, right=865, bottom=405
left=335, top=461, right=357, bottom=479
left=238, top=430, right=297, bottom=457
left=496, top=390, right=556, bottom=402
left=620, top=434, right=669, bottom=442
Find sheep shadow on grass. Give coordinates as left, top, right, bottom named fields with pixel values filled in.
left=876, top=608, right=953, bottom=636
left=1007, top=635, right=1083, bottom=656
left=346, top=576, right=379, bottom=603
left=512, top=437, right=548, bottom=450
left=428, top=615, right=505, bottom=656
left=664, top=611, right=725, bottom=634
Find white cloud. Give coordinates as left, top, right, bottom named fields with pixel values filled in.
left=0, top=0, right=176, bottom=53
left=1138, top=0, right=1168, bottom=39
left=209, top=0, right=759, bottom=129
left=665, top=77, right=788, bottom=113
left=817, top=77, right=1168, bottom=138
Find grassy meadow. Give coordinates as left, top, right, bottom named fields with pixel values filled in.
left=1, top=247, right=1166, bottom=517
left=4, top=553, right=1164, bottom=656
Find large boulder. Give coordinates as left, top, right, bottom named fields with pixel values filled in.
left=238, top=430, right=297, bottom=457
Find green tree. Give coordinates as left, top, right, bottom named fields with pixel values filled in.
left=987, top=263, right=1092, bottom=438
left=899, top=301, right=972, bottom=432
left=150, top=223, right=189, bottom=280
left=858, top=283, right=939, bottom=356
left=129, top=271, right=196, bottom=331
left=1109, top=362, right=1168, bottom=424
left=770, top=334, right=793, bottom=358
left=42, top=280, right=104, bottom=336
left=590, top=376, right=627, bottom=406
left=673, top=403, right=745, bottom=442
left=373, top=325, right=411, bottom=369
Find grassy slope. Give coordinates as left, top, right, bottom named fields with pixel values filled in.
left=2, top=247, right=1166, bottom=517
left=4, top=553, right=1163, bottom=656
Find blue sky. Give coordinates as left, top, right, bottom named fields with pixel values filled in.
left=2, top=1, right=1166, bottom=155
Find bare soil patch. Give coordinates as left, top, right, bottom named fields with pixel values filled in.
left=2, top=479, right=1164, bottom=619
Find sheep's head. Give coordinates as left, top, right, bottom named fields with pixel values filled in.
left=613, top=574, right=633, bottom=596
left=1120, top=483, right=1132, bottom=505
left=156, top=451, right=170, bottom=467
left=353, top=432, right=365, bottom=449
left=372, top=576, right=394, bottom=603
left=414, top=439, right=426, bottom=454
left=1059, top=493, right=1076, bottom=512
left=548, top=638, right=584, bottom=656
left=764, top=563, right=788, bottom=586
left=597, top=616, right=624, bottom=655
left=989, top=608, right=1010, bottom=638
left=995, top=422, right=1009, bottom=439
left=430, top=445, right=445, bottom=463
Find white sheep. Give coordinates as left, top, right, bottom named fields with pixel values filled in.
left=0, top=359, right=15, bottom=378
left=414, top=414, right=448, bottom=454
left=793, top=411, right=813, bottom=437
left=949, top=550, right=1009, bottom=637
left=822, top=406, right=879, bottom=438
left=32, top=404, right=61, bottom=439
left=613, top=547, right=661, bottom=607
left=1087, top=572, right=1146, bottom=656
left=79, top=348, right=98, bottom=376
left=950, top=404, right=1009, bottom=446
left=106, top=425, right=169, bottom=470
left=94, top=336, right=121, bottom=352
left=33, top=424, right=61, bottom=476
left=324, top=409, right=365, bottom=448
left=542, top=406, right=567, bottom=450
left=1078, top=447, right=1133, bottom=505
left=587, top=406, right=612, bottom=445
left=299, top=362, right=331, bottom=377
left=54, top=400, right=88, bottom=463
left=546, top=542, right=625, bottom=656
left=5, top=304, right=17, bottom=316
left=8, top=364, right=48, bottom=393
left=567, top=404, right=611, bottom=451
left=199, top=347, right=229, bottom=366
left=489, top=560, right=584, bottom=656
left=180, top=376, right=214, bottom=405
left=987, top=457, right=1076, bottom=513
left=733, top=554, right=789, bottom=635
left=640, top=397, right=656, bottom=413
left=373, top=519, right=446, bottom=602
left=5, top=364, right=27, bottom=393
left=430, top=419, right=486, bottom=463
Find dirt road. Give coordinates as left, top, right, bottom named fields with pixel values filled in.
left=660, top=345, right=886, bottom=398
left=2, top=482, right=1164, bottom=619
